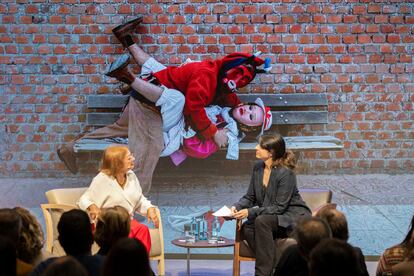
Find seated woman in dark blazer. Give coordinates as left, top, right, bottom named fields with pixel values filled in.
left=231, top=134, right=311, bottom=276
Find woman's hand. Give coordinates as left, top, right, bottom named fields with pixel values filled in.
left=87, top=204, right=100, bottom=221
left=147, top=207, right=159, bottom=228
left=234, top=208, right=249, bottom=220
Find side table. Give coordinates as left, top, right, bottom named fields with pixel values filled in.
left=171, top=237, right=235, bottom=276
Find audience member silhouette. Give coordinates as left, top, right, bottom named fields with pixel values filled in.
left=275, top=217, right=332, bottom=276
left=42, top=256, right=88, bottom=276
left=315, top=208, right=369, bottom=276
left=102, top=238, right=153, bottom=276
left=13, top=207, right=44, bottom=266
left=30, top=209, right=104, bottom=276
left=0, top=208, right=33, bottom=276
left=309, top=238, right=360, bottom=276
left=94, top=206, right=131, bottom=256
left=0, top=236, right=17, bottom=276
left=377, top=214, right=414, bottom=276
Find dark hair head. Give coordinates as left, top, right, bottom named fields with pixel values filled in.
left=57, top=209, right=93, bottom=256
left=315, top=208, right=349, bottom=242
left=0, top=208, right=22, bottom=246
left=13, top=207, right=44, bottom=264
left=94, top=206, right=131, bottom=255
left=103, top=238, right=152, bottom=276
left=309, top=238, right=360, bottom=276
left=400, top=214, right=414, bottom=254
left=0, top=236, right=17, bottom=276
left=43, top=256, right=88, bottom=276
left=258, top=134, right=297, bottom=170
left=295, top=217, right=332, bottom=258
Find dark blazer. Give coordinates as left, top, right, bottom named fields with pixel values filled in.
left=234, top=161, right=311, bottom=228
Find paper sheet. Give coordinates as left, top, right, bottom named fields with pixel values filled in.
left=213, top=205, right=233, bottom=217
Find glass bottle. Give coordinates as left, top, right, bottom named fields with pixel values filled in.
left=211, top=216, right=220, bottom=241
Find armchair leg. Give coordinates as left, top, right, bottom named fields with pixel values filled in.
left=233, top=257, right=240, bottom=276
left=157, top=259, right=165, bottom=276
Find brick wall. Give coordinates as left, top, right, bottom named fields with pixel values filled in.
left=1, top=1, right=413, bottom=177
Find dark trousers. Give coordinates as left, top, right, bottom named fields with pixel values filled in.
left=241, top=215, right=287, bottom=276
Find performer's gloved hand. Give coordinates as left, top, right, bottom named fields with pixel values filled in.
left=213, top=129, right=229, bottom=148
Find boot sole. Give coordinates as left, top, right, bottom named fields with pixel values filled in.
left=106, top=54, right=130, bottom=77
left=112, top=16, right=143, bottom=35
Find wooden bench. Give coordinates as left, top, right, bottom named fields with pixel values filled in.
left=74, top=93, right=343, bottom=153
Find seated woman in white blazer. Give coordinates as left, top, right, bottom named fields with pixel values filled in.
left=77, top=145, right=159, bottom=253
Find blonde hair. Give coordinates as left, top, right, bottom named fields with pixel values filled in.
left=259, top=134, right=297, bottom=170
left=100, top=145, right=130, bottom=177
left=94, top=206, right=131, bottom=252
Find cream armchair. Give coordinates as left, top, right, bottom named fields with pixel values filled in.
left=232, top=188, right=336, bottom=276
left=41, top=188, right=165, bottom=275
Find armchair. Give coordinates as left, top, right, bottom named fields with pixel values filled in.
left=232, top=188, right=336, bottom=276
left=41, top=188, right=165, bottom=275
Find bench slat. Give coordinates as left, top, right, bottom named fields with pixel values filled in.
left=74, top=135, right=342, bottom=153
left=87, top=111, right=328, bottom=126
left=238, top=94, right=327, bottom=107
left=87, top=93, right=327, bottom=109
left=88, top=95, right=128, bottom=109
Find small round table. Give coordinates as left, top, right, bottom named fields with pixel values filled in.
left=171, top=237, right=235, bottom=276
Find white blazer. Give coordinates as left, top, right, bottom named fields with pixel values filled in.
left=77, top=170, right=153, bottom=216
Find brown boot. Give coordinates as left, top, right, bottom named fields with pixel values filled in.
left=57, top=143, right=78, bottom=174
left=112, top=16, right=143, bottom=48
left=118, top=83, right=132, bottom=95
left=105, top=54, right=135, bottom=85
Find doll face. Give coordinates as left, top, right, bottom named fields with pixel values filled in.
left=232, top=104, right=264, bottom=127
left=223, top=64, right=255, bottom=90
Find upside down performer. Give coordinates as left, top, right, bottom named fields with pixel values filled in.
left=58, top=16, right=272, bottom=194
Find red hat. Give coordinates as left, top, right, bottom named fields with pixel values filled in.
left=255, top=97, right=272, bottom=134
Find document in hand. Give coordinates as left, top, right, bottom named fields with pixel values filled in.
left=213, top=206, right=233, bottom=217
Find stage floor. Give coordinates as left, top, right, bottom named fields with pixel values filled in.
left=1, top=173, right=413, bottom=258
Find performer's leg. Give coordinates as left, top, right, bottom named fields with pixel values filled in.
left=127, top=99, right=163, bottom=195
left=129, top=219, right=152, bottom=254
left=81, top=102, right=129, bottom=139
left=128, top=44, right=151, bottom=66
left=106, top=54, right=163, bottom=103
left=253, top=215, right=280, bottom=276
left=111, top=16, right=151, bottom=66
left=57, top=102, right=131, bottom=174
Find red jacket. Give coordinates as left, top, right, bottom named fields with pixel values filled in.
left=153, top=54, right=259, bottom=139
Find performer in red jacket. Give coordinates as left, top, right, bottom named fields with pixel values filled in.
left=109, top=16, right=266, bottom=147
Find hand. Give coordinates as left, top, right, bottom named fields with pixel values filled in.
left=87, top=204, right=100, bottom=221
left=213, top=129, right=229, bottom=148
left=230, top=206, right=237, bottom=214
left=147, top=207, right=159, bottom=228
left=234, top=209, right=248, bottom=220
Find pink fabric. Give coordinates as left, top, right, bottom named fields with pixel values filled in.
left=129, top=219, right=152, bottom=255
left=182, top=136, right=219, bottom=159
left=170, top=150, right=188, bottom=166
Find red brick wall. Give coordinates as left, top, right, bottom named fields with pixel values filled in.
left=1, top=1, right=413, bottom=177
